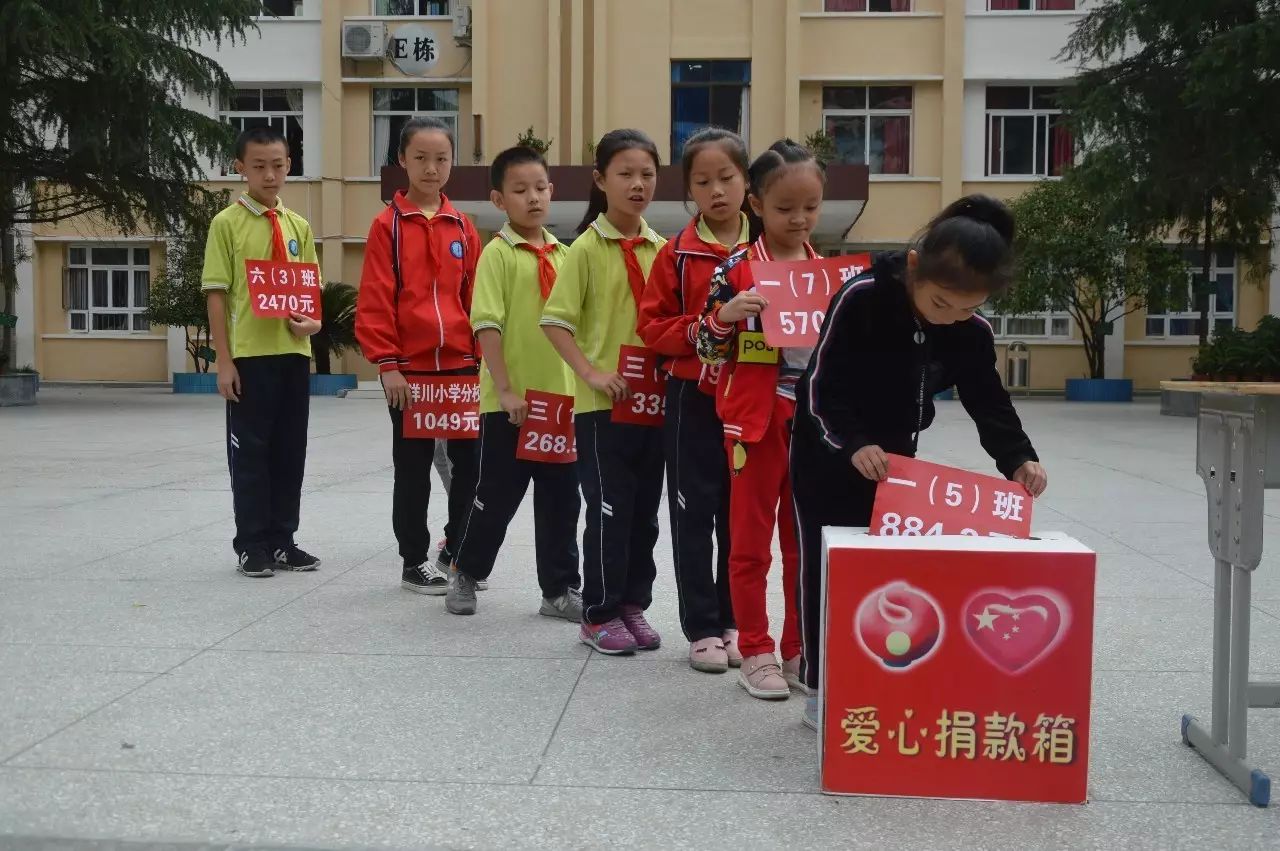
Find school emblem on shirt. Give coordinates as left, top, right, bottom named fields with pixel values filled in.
left=449, top=240, right=464, bottom=259
left=288, top=238, right=299, bottom=257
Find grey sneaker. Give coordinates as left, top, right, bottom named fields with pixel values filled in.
left=539, top=588, right=584, bottom=621
left=446, top=569, right=479, bottom=615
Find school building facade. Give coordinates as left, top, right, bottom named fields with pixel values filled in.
left=14, top=0, right=1279, bottom=390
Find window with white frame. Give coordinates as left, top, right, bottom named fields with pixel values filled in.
left=372, top=88, right=459, bottom=172
left=259, top=0, right=303, bottom=16
left=982, top=311, right=1072, bottom=338
left=823, top=0, right=913, bottom=10
left=988, top=1, right=1077, bottom=10
left=374, top=0, right=449, bottom=14
left=1145, top=249, right=1237, bottom=338
left=823, top=86, right=912, bottom=175
left=221, top=88, right=304, bottom=176
left=985, top=86, right=1072, bottom=177
left=64, top=246, right=152, bottom=333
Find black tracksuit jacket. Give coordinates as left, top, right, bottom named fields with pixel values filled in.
left=789, top=251, right=1040, bottom=690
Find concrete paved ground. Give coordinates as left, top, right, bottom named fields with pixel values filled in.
left=1, top=387, right=1279, bottom=850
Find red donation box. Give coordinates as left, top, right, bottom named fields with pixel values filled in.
left=820, top=530, right=1096, bottom=803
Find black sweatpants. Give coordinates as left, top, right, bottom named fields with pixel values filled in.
left=575, top=411, right=664, bottom=625
left=790, top=416, right=878, bottom=692
left=453, top=412, right=581, bottom=597
left=226, top=353, right=311, bottom=556
left=664, top=378, right=734, bottom=642
left=387, top=375, right=479, bottom=568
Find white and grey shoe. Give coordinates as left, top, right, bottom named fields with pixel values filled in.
left=539, top=588, right=584, bottom=622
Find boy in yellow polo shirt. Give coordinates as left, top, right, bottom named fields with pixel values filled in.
left=202, top=126, right=322, bottom=579
left=445, top=147, right=582, bottom=618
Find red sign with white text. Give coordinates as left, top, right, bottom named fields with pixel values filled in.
left=871, top=455, right=1033, bottom=540
left=821, top=532, right=1095, bottom=802
left=403, top=376, right=481, bottom=439
left=753, top=253, right=871, bottom=347
left=244, top=259, right=322, bottom=320
left=611, top=345, right=667, bottom=427
left=517, top=390, right=577, bottom=463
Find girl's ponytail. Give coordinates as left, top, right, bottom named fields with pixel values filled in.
left=912, top=194, right=1016, bottom=296
left=577, top=128, right=662, bottom=235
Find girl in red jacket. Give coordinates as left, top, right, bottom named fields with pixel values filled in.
left=638, top=128, right=751, bottom=675
left=696, top=139, right=823, bottom=701
left=356, top=117, right=482, bottom=596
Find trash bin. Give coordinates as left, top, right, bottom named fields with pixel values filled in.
left=1006, top=341, right=1030, bottom=393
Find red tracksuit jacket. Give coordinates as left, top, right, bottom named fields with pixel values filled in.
left=638, top=217, right=748, bottom=395
left=356, top=191, right=480, bottom=374
left=696, top=237, right=819, bottom=444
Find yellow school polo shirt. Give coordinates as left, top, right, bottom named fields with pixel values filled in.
left=540, top=214, right=665, bottom=414
left=200, top=193, right=318, bottom=360
left=471, top=224, right=574, bottom=415
left=695, top=212, right=750, bottom=248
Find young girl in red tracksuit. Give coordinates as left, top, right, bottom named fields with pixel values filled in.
left=356, top=117, right=482, bottom=596
left=638, top=127, right=751, bottom=675
left=696, top=139, right=824, bottom=702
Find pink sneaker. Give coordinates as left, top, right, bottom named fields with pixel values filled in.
left=620, top=605, right=661, bottom=650
left=782, top=655, right=809, bottom=694
left=689, top=637, right=729, bottom=673
left=738, top=653, right=790, bottom=700
left=722, top=629, right=743, bottom=668
left=579, top=618, right=637, bottom=655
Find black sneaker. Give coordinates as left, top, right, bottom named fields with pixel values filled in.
left=273, top=545, right=321, bottom=572
left=237, top=549, right=275, bottom=578
left=402, top=561, right=449, bottom=595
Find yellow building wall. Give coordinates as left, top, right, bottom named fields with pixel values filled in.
left=798, top=16, right=945, bottom=80
left=993, top=342, right=1086, bottom=392
left=847, top=182, right=942, bottom=244
left=1127, top=346, right=1198, bottom=390
left=671, top=0, right=754, bottom=58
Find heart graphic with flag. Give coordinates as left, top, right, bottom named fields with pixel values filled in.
left=962, top=589, right=1069, bottom=674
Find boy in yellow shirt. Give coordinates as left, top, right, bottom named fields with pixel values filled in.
left=445, top=147, right=582, bottom=618
left=202, top=126, right=322, bottom=578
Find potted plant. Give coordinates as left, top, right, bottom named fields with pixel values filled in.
left=310, top=281, right=360, bottom=396
left=0, top=361, right=38, bottom=407
left=803, top=129, right=838, bottom=167
left=516, top=127, right=554, bottom=156
left=991, top=174, right=1185, bottom=402
left=146, top=191, right=228, bottom=392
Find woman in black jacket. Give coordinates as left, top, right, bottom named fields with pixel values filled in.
left=790, top=195, right=1049, bottom=728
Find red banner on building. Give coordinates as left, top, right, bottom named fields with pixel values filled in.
left=403, top=376, right=481, bottom=439
left=753, top=253, right=871, bottom=347
left=821, top=531, right=1095, bottom=803
left=244, top=259, right=322, bottom=320
left=517, top=390, right=577, bottom=463
left=871, top=455, right=1034, bottom=540
left=611, top=344, right=667, bottom=427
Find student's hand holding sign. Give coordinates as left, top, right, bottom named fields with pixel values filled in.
left=851, top=444, right=890, bottom=482
left=1013, top=460, right=1049, bottom=497
left=288, top=311, right=321, bottom=338
left=586, top=368, right=630, bottom=402
left=716, top=290, right=768, bottom=324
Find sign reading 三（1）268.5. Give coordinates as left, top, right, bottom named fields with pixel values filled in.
left=820, top=530, right=1096, bottom=804
left=752, top=253, right=871, bottom=348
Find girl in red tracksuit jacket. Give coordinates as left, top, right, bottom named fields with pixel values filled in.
left=356, top=117, right=481, bottom=596
left=638, top=127, right=751, bottom=676
left=696, top=139, right=823, bottom=703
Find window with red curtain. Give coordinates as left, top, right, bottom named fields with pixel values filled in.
left=824, top=1, right=914, bottom=11
left=985, top=85, right=1072, bottom=176
left=988, top=0, right=1023, bottom=9
left=1036, top=0, right=1076, bottom=9
left=822, top=86, right=912, bottom=174
left=988, top=1, right=1077, bottom=8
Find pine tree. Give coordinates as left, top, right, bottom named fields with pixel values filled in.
left=0, top=1, right=261, bottom=369
left=1063, top=0, right=1280, bottom=346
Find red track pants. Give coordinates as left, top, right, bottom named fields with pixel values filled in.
left=725, top=394, right=801, bottom=661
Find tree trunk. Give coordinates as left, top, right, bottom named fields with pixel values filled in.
left=0, top=188, right=16, bottom=374
left=1197, top=194, right=1214, bottom=348
left=314, top=342, right=331, bottom=376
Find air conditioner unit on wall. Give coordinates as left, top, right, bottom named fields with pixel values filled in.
left=342, top=21, right=387, bottom=60
left=453, top=2, right=472, bottom=43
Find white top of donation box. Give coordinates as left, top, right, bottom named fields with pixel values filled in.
left=819, top=528, right=1096, bottom=804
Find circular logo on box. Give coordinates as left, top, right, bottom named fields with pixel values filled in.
left=288, top=238, right=299, bottom=257
left=450, top=240, right=464, bottom=259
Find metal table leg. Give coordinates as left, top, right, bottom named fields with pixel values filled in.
left=1180, top=393, right=1275, bottom=807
